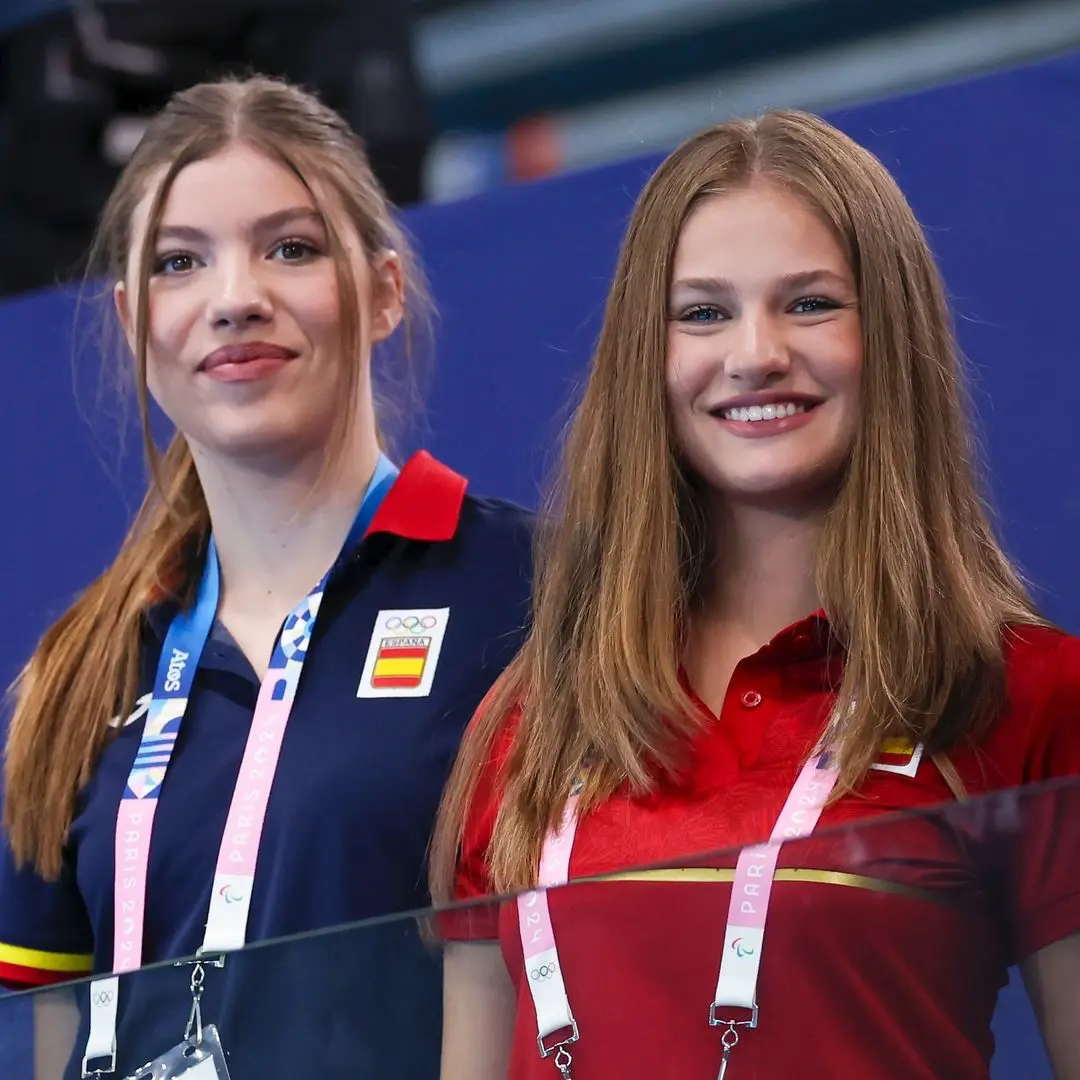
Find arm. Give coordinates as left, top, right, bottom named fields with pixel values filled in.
left=1022, top=932, right=1080, bottom=1080
left=441, top=942, right=516, bottom=1080
left=33, top=985, right=80, bottom=1080
left=0, top=847, right=93, bottom=990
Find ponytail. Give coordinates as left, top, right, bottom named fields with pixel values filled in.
left=4, top=75, right=434, bottom=879
left=3, top=435, right=208, bottom=879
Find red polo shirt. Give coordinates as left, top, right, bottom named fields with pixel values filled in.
left=450, top=616, right=1080, bottom=1080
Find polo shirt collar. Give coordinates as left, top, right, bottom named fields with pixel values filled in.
left=144, top=450, right=468, bottom=639
left=366, top=449, right=467, bottom=542
left=758, top=607, right=838, bottom=662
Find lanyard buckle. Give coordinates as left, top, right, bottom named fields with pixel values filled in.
left=708, top=1002, right=759, bottom=1030
left=537, top=1018, right=580, bottom=1058
left=174, top=952, right=226, bottom=969
left=81, top=1048, right=117, bottom=1079
left=538, top=1020, right=579, bottom=1080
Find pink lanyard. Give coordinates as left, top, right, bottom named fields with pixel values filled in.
left=517, top=751, right=840, bottom=1079
left=82, top=457, right=397, bottom=1077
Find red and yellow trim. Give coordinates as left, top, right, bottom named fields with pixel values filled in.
left=0, top=941, right=93, bottom=988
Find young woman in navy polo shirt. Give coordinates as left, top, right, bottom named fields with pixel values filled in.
left=432, top=111, right=1080, bottom=1080
left=0, top=77, right=532, bottom=1077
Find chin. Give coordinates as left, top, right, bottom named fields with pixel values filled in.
left=709, top=467, right=844, bottom=513
left=192, top=423, right=318, bottom=466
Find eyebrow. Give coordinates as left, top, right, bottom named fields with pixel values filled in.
left=670, top=269, right=854, bottom=295
left=155, top=206, right=326, bottom=244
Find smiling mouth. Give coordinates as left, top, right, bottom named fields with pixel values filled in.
left=716, top=402, right=815, bottom=422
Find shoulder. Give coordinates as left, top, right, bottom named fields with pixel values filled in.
left=441, top=485, right=535, bottom=603
left=440, top=697, right=523, bottom=932
left=458, top=699, right=523, bottom=858
left=0, top=837, right=94, bottom=988
left=1002, top=623, right=1080, bottom=707
left=457, top=491, right=535, bottom=556
left=458, top=490, right=535, bottom=530
left=475, top=695, right=524, bottom=777
left=979, top=623, right=1080, bottom=784
left=381, top=450, right=535, bottom=561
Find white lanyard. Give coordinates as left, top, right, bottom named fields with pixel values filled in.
left=518, top=751, right=841, bottom=1079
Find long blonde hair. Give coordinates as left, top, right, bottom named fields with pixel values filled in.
left=431, top=110, right=1043, bottom=898
left=4, top=75, right=430, bottom=878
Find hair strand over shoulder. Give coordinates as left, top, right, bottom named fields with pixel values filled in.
left=430, top=110, right=1044, bottom=900
left=4, top=75, right=431, bottom=878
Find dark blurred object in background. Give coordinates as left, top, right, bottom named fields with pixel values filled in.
left=0, top=1, right=433, bottom=298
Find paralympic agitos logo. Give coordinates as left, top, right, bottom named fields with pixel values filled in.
left=730, top=937, right=756, bottom=958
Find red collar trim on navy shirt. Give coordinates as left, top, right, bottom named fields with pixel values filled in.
left=144, top=451, right=467, bottom=636
left=366, top=450, right=468, bottom=542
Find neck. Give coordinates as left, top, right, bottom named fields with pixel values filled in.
left=191, top=429, right=381, bottom=619
left=699, top=501, right=825, bottom=648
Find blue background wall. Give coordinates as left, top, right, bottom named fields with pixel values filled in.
left=3, top=48, right=1080, bottom=1078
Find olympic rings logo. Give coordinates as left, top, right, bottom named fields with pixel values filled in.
left=385, top=615, right=437, bottom=632
left=92, top=989, right=115, bottom=1007
left=530, top=963, right=558, bottom=981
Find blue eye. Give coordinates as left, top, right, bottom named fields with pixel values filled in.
left=271, top=239, right=321, bottom=262
left=679, top=304, right=724, bottom=324
left=791, top=296, right=839, bottom=315
left=153, top=252, right=198, bottom=276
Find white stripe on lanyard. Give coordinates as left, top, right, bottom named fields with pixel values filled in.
left=518, top=750, right=840, bottom=1078
left=82, top=455, right=398, bottom=1077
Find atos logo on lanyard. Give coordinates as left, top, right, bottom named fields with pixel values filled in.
left=163, top=648, right=192, bottom=693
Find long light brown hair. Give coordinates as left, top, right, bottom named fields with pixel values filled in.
left=431, top=109, right=1044, bottom=898
left=4, top=75, right=430, bottom=878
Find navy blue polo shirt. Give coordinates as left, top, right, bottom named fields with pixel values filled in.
left=0, top=451, right=532, bottom=1078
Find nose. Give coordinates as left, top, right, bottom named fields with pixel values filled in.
left=205, top=254, right=273, bottom=330
left=724, top=306, right=790, bottom=385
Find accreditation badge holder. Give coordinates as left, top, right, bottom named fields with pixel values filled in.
left=121, top=959, right=231, bottom=1080
left=121, top=1027, right=230, bottom=1080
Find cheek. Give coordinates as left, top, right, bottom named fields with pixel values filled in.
left=816, top=329, right=862, bottom=445
left=143, top=343, right=178, bottom=407
left=293, top=278, right=343, bottom=344
left=144, top=286, right=198, bottom=357
left=140, top=291, right=196, bottom=405
left=830, top=353, right=862, bottom=422
left=812, top=322, right=863, bottom=393
left=665, top=342, right=707, bottom=460
left=665, top=334, right=714, bottom=410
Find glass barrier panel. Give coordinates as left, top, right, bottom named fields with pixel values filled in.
left=1, top=909, right=450, bottom=1080
left=433, top=776, right=1079, bottom=1080
left=2, top=776, right=1077, bottom=1080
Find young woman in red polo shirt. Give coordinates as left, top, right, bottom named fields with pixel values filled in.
left=430, top=110, right=1080, bottom=1080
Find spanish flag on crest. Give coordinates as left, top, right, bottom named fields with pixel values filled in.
left=870, top=737, right=924, bottom=777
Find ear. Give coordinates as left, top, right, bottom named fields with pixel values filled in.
left=113, top=279, right=136, bottom=353
left=369, top=250, right=405, bottom=345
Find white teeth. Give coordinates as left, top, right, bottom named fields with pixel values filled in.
left=720, top=402, right=808, bottom=422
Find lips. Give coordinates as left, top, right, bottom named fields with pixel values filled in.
left=705, top=391, right=824, bottom=439
left=708, top=391, right=824, bottom=417
left=199, top=341, right=299, bottom=372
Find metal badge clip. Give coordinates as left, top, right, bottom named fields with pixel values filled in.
left=709, top=1002, right=759, bottom=1080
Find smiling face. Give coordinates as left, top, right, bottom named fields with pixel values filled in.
left=665, top=183, right=863, bottom=515
left=115, top=141, right=402, bottom=469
